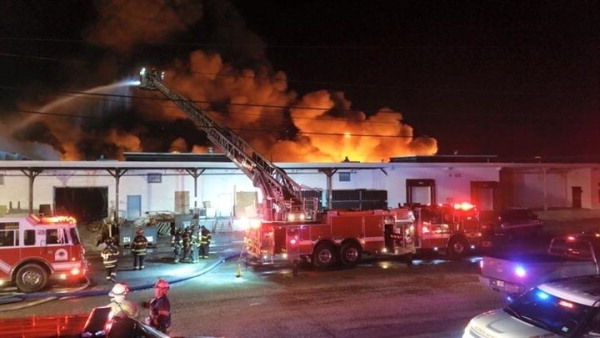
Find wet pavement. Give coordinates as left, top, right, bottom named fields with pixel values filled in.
left=0, top=230, right=244, bottom=311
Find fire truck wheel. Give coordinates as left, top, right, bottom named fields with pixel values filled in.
left=15, top=264, right=48, bottom=293
left=312, top=243, right=337, bottom=269
left=447, top=237, right=469, bottom=260
left=340, top=241, right=362, bottom=267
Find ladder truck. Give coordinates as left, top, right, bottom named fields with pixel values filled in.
left=139, top=68, right=416, bottom=268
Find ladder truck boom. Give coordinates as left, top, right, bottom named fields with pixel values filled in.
left=138, top=68, right=307, bottom=221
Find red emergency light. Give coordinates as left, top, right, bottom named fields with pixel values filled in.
left=39, top=216, right=77, bottom=225
left=453, top=202, right=475, bottom=211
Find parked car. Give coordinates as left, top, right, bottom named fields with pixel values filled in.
left=495, top=208, right=543, bottom=237
left=479, top=233, right=600, bottom=296
left=464, top=275, right=600, bottom=338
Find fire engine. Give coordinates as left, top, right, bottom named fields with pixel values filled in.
left=0, top=215, right=87, bottom=292
left=139, top=68, right=416, bottom=268
left=411, top=202, right=489, bottom=258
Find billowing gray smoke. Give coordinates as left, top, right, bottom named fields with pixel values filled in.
left=11, top=0, right=437, bottom=161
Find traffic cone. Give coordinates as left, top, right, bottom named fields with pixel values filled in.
left=235, top=263, right=242, bottom=278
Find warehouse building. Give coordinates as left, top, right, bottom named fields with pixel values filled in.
left=0, top=153, right=598, bottom=225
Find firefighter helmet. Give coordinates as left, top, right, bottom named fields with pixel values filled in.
left=109, top=283, right=129, bottom=297
left=154, top=278, right=170, bottom=290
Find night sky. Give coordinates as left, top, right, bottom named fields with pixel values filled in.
left=1, top=1, right=598, bottom=161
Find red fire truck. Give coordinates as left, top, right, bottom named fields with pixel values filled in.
left=139, top=68, right=416, bottom=268
left=0, top=215, right=87, bottom=292
left=245, top=208, right=416, bottom=268
left=412, top=202, right=489, bottom=258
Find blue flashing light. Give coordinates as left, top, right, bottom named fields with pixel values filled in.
left=515, top=265, right=527, bottom=278
left=536, top=290, right=550, bottom=300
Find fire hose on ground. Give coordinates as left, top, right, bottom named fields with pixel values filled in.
left=0, top=252, right=241, bottom=312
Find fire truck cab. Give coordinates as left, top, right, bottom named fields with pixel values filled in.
left=0, top=215, right=86, bottom=292
left=245, top=207, right=416, bottom=268
left=412, top=202, right=486, bottom=259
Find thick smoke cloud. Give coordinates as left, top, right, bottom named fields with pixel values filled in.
left=11, top=0, right=437, bottom=161
left=85, top=0, right=204, bottom=54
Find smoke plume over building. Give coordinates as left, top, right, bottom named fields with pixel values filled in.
left=9, top=0, right=437, bottom=161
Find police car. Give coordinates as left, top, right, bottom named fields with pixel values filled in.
left=464, top=275, right=600, bottom=337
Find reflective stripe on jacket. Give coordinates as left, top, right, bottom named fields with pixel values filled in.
left=201, top=231, right=211, bottom=244
left=132, top=235, right=148, bottom=255
left=101, top=246, right=119, bottom=268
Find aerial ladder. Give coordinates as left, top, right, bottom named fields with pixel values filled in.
left=138, top=68, right=315, bottom=222
left=138, top=68, right=416, bottom=268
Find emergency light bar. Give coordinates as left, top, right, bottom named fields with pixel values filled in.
left=453, top=202, right=475, bottom=211
left=41, top=216, right=77, bottom=224
left=31, top=215, right=77, bottom=224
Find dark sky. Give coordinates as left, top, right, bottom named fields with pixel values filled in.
left=1, top=1, right=599, bottom=160
left=232, top=1, right=600, bottom=160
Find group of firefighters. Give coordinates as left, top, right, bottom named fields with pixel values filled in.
left=100, top=224, right=212, bottom=281
left=104, top=279, right=171, bottom=334
left=100, top=227, right=149, bottom=282
left=172, top=225, right=212, bottom=263
left=98, top=223, right=211, bottom=335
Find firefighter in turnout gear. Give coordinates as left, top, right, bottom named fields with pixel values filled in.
left=101, top=237, right=119, bottom=282
left=108, top=282, right=139, bottom=319
left=131, top=228, right=148, bottom=270
left=190, top=225, right=200, bottom=263
left=181, top=227, right=191, bottom=262
left=171, top=227, right=183, bottom=263
left=200, top=225, right=212, bottom=258
left=147, top=279, right=171, bottom=333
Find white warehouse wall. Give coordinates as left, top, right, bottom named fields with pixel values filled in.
left=0, top=164, right=502, bottom=217
left=384, top=165, right=500, bottom=207
left=567, top=168, right=592, bottom=209
left=592, top=168, right=600, bottom=209
left=7, top=161, right=600, bottom=220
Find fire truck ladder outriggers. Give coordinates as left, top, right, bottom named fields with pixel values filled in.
left=138, top=68, right=316, bottom=222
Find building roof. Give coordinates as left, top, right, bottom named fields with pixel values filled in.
left=123, top=152, right=230, bottom=162
left=392, top=154, right=600, bottom=164
left=391, top=155, right=499, bottom=163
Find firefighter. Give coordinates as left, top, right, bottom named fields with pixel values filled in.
left=200, top=225, right=212, bottom=259
left=107, top=282, right=139, bottom=319
left=181, top=227, right=191, bottom=262
left=100, top=237, right=119, bottom=282
left=147, top=279, right=171, bottom=334
left=172, top=227, right=183, bottom=263
left=131, top=228, right=148, bottom=270
left=190, top=225, right=200, bottom=263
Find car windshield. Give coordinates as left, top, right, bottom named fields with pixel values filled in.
left=506, top=288, right=593, bottom=336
